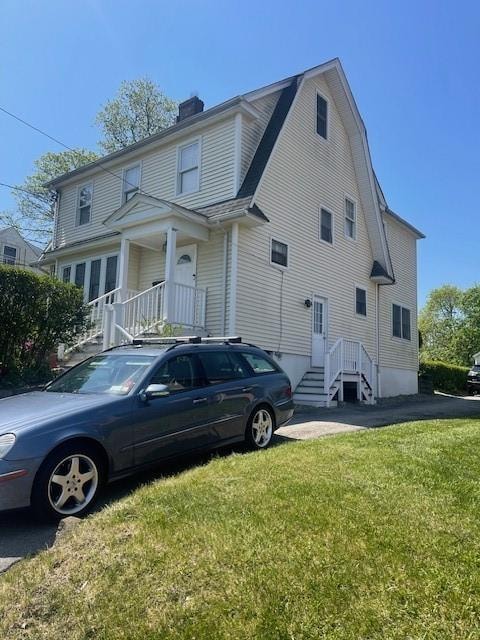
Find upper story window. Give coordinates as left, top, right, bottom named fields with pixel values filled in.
left=177, top=141, right=200, bottom=195
left=2, top=245, right=17, bottom=265
left=316, top=94, right=328, bottom=139
left=393, top=304, right=411, bottom=340
left=355, top=287, right=367, bottom=316
left=123, top=164, right=140, bottom=202
left=320, top=208, right=333, bottom=244
left=77, top=184, right=92, bottom=226
left=345, top=197, right=356, bottom=239
left=271, top=239, right=288, bottom=268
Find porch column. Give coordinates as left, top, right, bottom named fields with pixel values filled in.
left=118, top=238, right=130, bottom=302
left=228, top=222, right=239, bottom=336
left=163, top=226, right=177, bottom=323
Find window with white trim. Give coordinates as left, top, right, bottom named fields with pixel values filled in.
left=122, top=164, right=140, bottom=202
left=178, top=141, right=200, bottom=195
left=271, top=239, right=288, bottom=267
left=77, top=184, right=92, bottom=226
left=393, top=304, right=411, bottom=340
left=355, top=287, right=367, bottom=316
left=320, top=208, right=333, bottom=244
left=62, top=265, right=72, bottom=283
left=316, top=94, right=327, bottom=139
left=2, top=245, right=17, bottom=265
left=345, top=197, right=356, bottom=239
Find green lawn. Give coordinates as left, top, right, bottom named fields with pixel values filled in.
left=2, top=418, right=480, bottom=639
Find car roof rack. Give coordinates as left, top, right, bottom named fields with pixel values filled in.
left=128, top=335, right=244, bottom=351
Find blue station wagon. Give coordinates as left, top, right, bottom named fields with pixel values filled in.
left=0, top=337, right=294, bottom=520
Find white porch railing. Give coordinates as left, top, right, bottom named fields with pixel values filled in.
left=66, top=287, right=121, bottom=352
left=169, top=282, right=207, bottom=328
left=324, top=338, right=375, bottom=403
left=122, top=282, right=166, bottom=338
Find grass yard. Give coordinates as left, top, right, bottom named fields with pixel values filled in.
left=2, top=418, right=480, bottom=639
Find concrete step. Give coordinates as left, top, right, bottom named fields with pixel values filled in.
left=298, top=379, right=326, bottom=388
left=303, top=374, right=325, bottom=382
left=294, top=396, right=338, bottom=408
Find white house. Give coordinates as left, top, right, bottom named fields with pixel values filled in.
left=39, top=58, right=424, bottom=406
left=0, top=227, right=43, bottom=272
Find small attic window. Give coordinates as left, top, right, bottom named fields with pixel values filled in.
left=316, top=94, right=328, bottom=139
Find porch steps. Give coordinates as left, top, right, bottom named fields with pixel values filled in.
left=293, top=367, right=338, bottom=408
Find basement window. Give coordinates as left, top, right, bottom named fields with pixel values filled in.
left=270, top=239, right=288, bottom=268
left=355, top=287, right=367, bottom=317
left=393, top=304, right=411, bottom=340
left=316, top=94, right=328, bottom=139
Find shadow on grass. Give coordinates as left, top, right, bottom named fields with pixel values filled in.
left=0, top=433, right=296, bottom=569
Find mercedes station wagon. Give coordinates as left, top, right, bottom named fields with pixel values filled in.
left=0, top=337, right=294, bottom=521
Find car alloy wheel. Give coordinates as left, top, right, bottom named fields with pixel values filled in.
left=251, top=408, right=273, bottom=448
left=47, top=454, right=99, bottom=516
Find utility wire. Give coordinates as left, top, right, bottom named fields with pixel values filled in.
left=0, top=105, right=157, bottom=198
left=0, top=181, right=49, bottom=200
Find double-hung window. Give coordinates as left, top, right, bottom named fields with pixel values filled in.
left=316, top=94, right=328, bottom=139
left=122, top=164, right=140, bottom=202
left=271, top=239, right=288, bottom=268
left=345, top=197, right=356, bottom=239
left=178, top=141, right=200, bottom=195
left=320, top=208, right=333, bottom=244
left=2, top=245, right=17, bottom=265
left=393, top=304, right=411, bottom=340
left=77, top=184, right=92, bottom=226
left=355, top=287, right=367, bottom=317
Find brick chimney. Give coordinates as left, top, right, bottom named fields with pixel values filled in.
left=176, top=96, right=204, bottom=122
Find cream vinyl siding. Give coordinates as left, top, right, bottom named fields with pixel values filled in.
left=55, top=118, right=237, bottom=249
left=240, top=91, right=281, bottom=185
left=235, top=75, right=378, bottom=360
left=0, top=227, right=41, bottom=272
left=378, top=216, right=419, bottom=371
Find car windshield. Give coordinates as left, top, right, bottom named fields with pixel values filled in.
left=46, top=354, right=155, bottom=395
left=472, top=365, right=480, bottom=372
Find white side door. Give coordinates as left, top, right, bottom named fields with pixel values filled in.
left=311, top=295, right=327, bottom=367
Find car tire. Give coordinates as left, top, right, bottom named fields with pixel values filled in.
left=245, top=405, right=275, bottom=450
left=31, top=442, right=105, bottom=522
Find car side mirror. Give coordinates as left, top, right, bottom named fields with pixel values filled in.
left=140, top=383, right=170, bottom=402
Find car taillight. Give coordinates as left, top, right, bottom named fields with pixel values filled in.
left=284, top=384, right=292, bottom=398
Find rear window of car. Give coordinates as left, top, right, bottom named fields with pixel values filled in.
left=197, top=351, right=248, bottom=384
left=241, top=352, right=279, bottom=375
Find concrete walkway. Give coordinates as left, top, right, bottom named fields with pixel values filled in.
left=1, top=393, right=479, bottom=574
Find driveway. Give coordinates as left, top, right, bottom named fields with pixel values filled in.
left=1, top=393, right=479, bottom=574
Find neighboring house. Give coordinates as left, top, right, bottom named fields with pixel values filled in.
left=39, top=58, right=424, bottom=405
left=0, top=227, right=43, bottom=272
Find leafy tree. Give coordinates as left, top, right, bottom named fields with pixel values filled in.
left=419, top=284, right=480, bottom=366
left=95, top=77, right=178, bottom=153
left=2, top=149, right=98, bottom=244
left=419, top=285, right=464, bottom=364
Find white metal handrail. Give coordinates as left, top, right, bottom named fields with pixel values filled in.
left=67, top=287, right=121, bottom=352
left=324, top=338, right=342, bottom=395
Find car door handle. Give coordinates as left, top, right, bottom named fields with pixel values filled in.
left=242, top=386, right=253, bottom=393
left=192, top=397, right=208, bottom=405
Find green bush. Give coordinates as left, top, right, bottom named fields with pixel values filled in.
left=419, top=359, right=469, bottom=393
left=0, top=266, right=89, bottom=384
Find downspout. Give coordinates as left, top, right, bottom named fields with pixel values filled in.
left=221, top=230, right=228, bottom=334
left=376, top=283, right=381, bottom=398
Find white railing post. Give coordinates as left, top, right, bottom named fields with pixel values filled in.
left=118, top=238, right=130, bottom=302
left=324, top=352, right=330, bottom=400
left=103, top=305, right=113, bottom=350
left=339, top=339, right=344, bottom=402
left=357, top=343, right=362, bottom=401
left=112, top=302, right=125, bottom=345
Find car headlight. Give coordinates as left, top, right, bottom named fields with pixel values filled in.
left=0, top=434, right=16, bottom=459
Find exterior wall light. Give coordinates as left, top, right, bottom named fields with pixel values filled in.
left=304, top=299, right=312, bottom=308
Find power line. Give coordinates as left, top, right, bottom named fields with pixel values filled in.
left=0, top=105, right=154, bottom=198
left=0, top=181, right=49, bottom=200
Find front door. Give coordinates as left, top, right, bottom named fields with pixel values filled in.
left=175, top=245, right=197, bottom=286
left=312, top=295, right=327, bottom=367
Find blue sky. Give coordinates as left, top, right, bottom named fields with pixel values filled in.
left=1, top=0, right=479, bottom=306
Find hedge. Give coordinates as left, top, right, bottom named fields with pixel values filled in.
left=419, top=360, right=469, bottom=393
left=0, top=266, right=89, bottom=384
